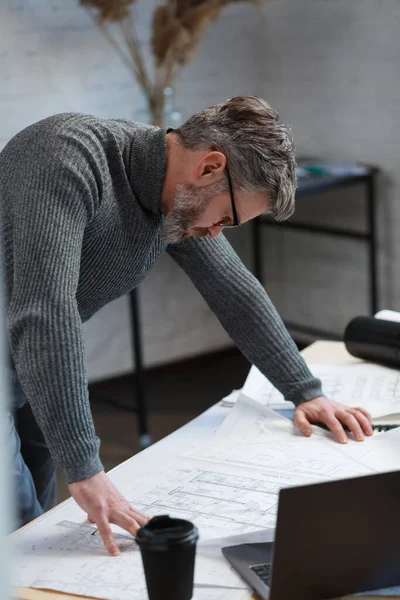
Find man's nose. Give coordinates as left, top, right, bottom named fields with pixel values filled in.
left=207, top=226, right=223, bottom=238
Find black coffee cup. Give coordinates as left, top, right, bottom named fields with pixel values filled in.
left=135, top=515, right=199, bottom=600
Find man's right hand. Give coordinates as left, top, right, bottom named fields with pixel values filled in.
left=68, top=470, right=149, bottom=556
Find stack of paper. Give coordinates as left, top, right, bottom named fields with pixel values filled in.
left=223, top=362, right=400, bottom=426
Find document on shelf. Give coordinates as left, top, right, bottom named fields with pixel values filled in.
left=375, top=309, right=400, bottom=323
left=225, top=363, right=400, bottom=424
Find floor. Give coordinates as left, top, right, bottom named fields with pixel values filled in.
left=56, top=348, right=252, bottom=501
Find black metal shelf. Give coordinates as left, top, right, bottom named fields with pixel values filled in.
left=252, top=163, right=379, bottom=341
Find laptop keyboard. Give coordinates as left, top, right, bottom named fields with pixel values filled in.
left=250, top=562, right=272, bottom=586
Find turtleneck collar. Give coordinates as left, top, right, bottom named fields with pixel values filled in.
left=128, top=124, right=167, bottom=214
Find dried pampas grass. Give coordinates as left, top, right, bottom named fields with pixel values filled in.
left=81, top=0, right=137, bottom=21
left=80, top=0, right=265, bottom=126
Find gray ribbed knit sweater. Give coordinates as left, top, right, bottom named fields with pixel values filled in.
left=0, top=113, right=323, bottom=483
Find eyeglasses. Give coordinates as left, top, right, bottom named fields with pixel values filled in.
left=223, top=163, right=241, bottom=228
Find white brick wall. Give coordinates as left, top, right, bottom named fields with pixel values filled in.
left=258, top=0, right=400, bottom=335
left=0, top=0, right=263, bottom=380
left=2, top=0, right=398, bottom=381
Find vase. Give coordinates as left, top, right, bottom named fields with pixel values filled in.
left=134, top=87, right=183, bottom=129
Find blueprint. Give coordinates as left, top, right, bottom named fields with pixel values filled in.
left=14, top=516, right=250, bottom=599
left=186, top=398, right=376, bottom=490
left=332, top=421, right=400, bottom=468
left=12, top=397, right=398, bottom=600
left=240, top=363, right=400, bottom=422
left=13, top=452, right=278, bottom=596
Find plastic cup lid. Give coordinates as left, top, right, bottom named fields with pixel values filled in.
left=135, top=515, right=198, bottom=548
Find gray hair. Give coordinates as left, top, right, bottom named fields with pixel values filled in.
left=175, top=96, right=297, bottom=221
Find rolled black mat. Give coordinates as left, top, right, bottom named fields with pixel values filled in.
left=344, top=316, right=400, bottom=368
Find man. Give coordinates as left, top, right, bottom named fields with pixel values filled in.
left=0, top=96, right=372, bottom=555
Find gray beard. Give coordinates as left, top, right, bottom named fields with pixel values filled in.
left=162, top=179, right=227, bottom=245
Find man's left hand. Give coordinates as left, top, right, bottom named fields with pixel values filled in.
left=294, top=396, right=373, bottom=443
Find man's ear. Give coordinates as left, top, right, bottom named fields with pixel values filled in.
left=195, top=151, right=226, bottom=185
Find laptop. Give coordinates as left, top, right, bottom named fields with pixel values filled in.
left=222, top=470, right=400, bottom=600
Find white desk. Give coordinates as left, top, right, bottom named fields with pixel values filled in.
left=13, top=342, right=369, bottom=600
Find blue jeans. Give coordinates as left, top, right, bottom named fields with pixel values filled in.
left=7, top=370, right=56, bottom=528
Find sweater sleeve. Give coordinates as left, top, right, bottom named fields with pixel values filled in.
left=6, top=131, right=103, bottom=483
left=167, top=234, right=323, bottom=405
